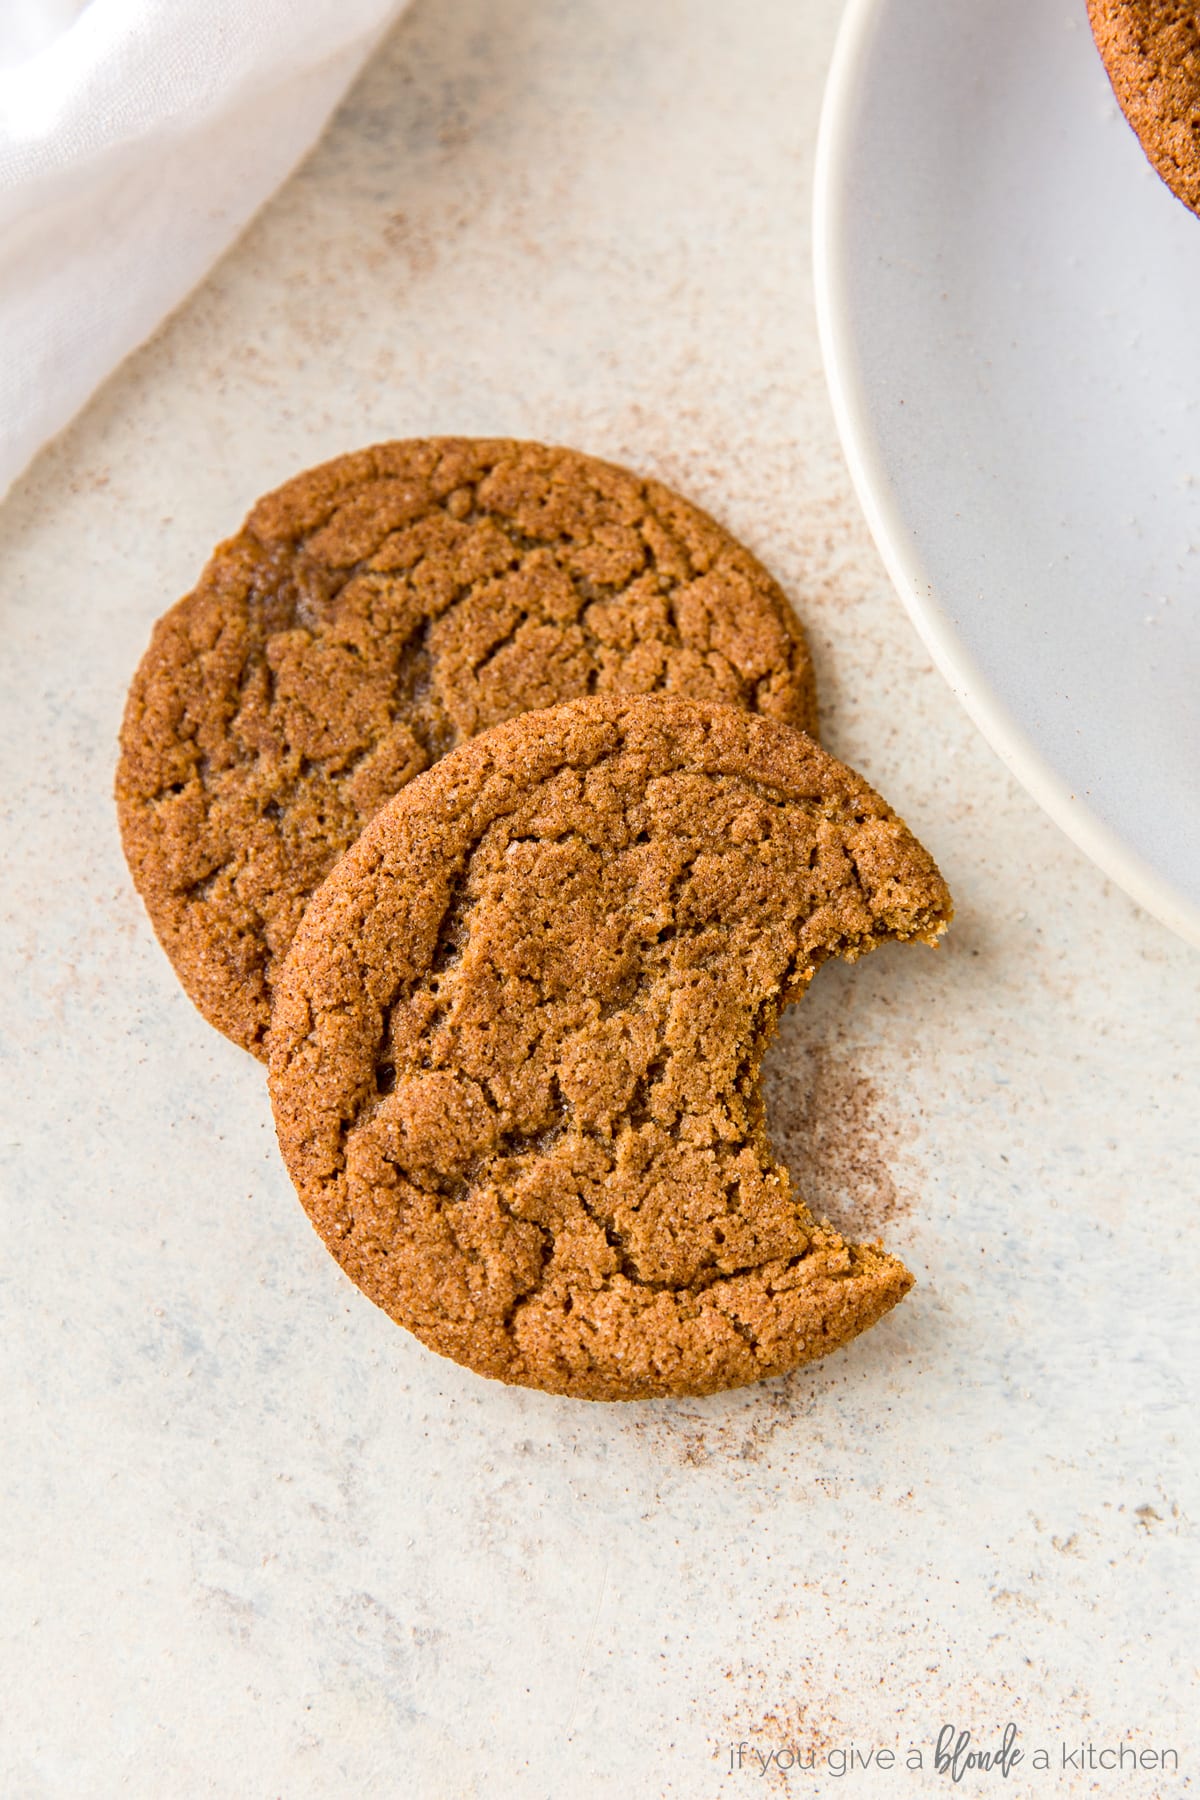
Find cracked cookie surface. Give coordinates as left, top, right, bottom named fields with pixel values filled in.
left=268, top=695, right=953, bottom=1401
left=116, top=439, right=818, bottom=1057
left=1088, top=0, right=1200, bottom=215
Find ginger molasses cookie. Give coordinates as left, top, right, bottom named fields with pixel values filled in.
left=268, top=695, right=952, bottom=1401
left=1088, top=0, right=1200, bottom=216
left=117, top=440, right=819, bottom=1059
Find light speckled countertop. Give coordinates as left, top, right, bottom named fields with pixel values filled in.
left=1, top=3, right=1196, bottom=1795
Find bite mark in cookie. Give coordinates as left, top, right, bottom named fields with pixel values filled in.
left=268, top=695, right=953, bottom=1401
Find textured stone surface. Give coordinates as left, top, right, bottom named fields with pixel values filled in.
left=0, top=0, right=1196, bottom=1793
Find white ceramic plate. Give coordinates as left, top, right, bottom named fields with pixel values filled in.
left=814, top=0, right=1200, bottom=945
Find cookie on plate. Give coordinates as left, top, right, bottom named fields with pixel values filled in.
left=117, top=440, right=819, bottom=1058
left=268, top=695, right=952, bottom=1401
left=1088, top=0, right=1200, bottom=216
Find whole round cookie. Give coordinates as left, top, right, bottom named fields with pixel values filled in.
left=268, top=694, right=953, bottom=1402
left=117, top=439, right=819, bottom=1058
left=1088, top=0, right=1200, bottom=216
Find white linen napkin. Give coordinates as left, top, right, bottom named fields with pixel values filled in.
left=0, top=0, right=413, bottom=499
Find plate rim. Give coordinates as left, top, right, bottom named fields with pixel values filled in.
left=812, top=0, right=1200, bottom=949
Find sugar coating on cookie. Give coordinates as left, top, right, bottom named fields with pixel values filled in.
left=268, top=695, right=952, bottom=1401
left=116, top=440, right=819, bottom=1058
left=1088, top=0, right=1200, bottom=216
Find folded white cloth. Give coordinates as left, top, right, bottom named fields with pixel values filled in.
left=0, top=0, right=413, bottom=499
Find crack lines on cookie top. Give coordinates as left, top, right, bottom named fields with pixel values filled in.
left=131, top=461, right=810, bottom=1067
left=345, top=774, right=854, bottom=1297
